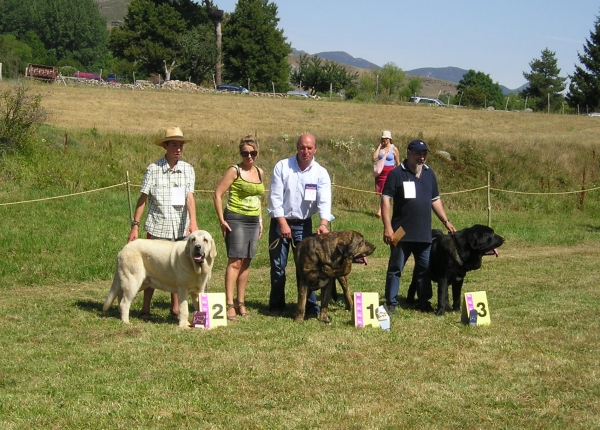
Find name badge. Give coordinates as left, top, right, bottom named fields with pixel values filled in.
left=171, top=186, right=186, bottom=206
left=304, top=184, right=317, bottom=201
left=403, top=181, right=416, bottom=199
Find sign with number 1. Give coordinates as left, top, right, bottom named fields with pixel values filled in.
left=461, top=291, right=491, bottom=326
left=354, top=292, right=380, bottom=328
left=198, top=293, right=227, bottom=329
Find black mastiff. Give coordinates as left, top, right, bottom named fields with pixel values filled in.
left=294, top=230, right=376, bottom=323
left=407, top=224, right=504, bottom=316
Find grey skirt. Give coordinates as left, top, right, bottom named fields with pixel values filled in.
left=224, top=209, right=260, bottom=259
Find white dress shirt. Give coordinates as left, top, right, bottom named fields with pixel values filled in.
left=267, top=155, right=334, bottom=222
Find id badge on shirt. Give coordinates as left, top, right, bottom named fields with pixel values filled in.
left=403, top=181, right=416, bottom=199
left=304, top=184, right=317, bottom=201
left=171, top=186, right=186, bottom=206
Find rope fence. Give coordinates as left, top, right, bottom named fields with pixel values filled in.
left=2, top=172, right=599, bottom=224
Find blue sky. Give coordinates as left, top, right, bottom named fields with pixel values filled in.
left=211, top=0, right=599, bottom=90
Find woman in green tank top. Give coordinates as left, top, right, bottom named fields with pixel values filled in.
left=213, top=135, right=265, bottom=322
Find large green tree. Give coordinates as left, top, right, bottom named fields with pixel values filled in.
left=109, top=0, right=186, bottom=78
left=457, top=69, right=504, bottom=108
left=521, top=48, right=566, bottom=112
left=109, top=0, right=211, bottom=80
left=566, top=13, right=600, bottom=111
left=222, top=0, right=291, bottom=92
left=177, top=24, right=219, bottom=84
left=0, top=0, right=108, bottom=69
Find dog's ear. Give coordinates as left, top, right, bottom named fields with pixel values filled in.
left=209, top=238, right=217, bottom=259
left=336, top=243, right=350, bottom=258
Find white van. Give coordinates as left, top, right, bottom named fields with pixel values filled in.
left=408, top=96, right=445, bottom=106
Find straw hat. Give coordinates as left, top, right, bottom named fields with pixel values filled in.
left=381, top=130, right=393, bottom=140
left=154, top=126, right=191, bottom=146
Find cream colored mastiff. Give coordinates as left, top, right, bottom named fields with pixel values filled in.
left=103, top=230, right=216, bottom=328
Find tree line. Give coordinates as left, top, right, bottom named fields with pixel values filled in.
left=1, top=0, right=600, bottom=111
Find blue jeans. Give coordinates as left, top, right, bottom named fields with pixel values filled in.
left=385, top=241, right=432, bottom=307
left=268, top=219, right=320, bottom=314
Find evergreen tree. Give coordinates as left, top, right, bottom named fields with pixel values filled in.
left=521, top=48, right=566, bottom=112
left=222, top=0, right=291, bottom=92
left=457, top=69, right=504, bottom=108
left=566, top=13, right=600, bottom=111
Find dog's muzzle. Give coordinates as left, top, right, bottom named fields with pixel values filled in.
left=193, top=246, right=205, bottom=264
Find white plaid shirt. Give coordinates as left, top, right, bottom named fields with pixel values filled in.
left=140, top=157, right=196, bottom=239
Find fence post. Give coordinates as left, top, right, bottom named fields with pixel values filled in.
left=487, top=172, right=492, bottom=227
left=126, top=171, right=133, bottom=222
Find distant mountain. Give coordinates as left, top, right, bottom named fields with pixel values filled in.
left=405, top=67, right=468, bottom=84
left=406, top=66, right=525, bottom=94
left=314, top=51, right=381, bottom=71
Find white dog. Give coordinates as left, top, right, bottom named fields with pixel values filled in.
left=103, top=230, right=216, bottom=328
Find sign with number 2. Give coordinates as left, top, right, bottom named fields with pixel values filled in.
left=198, top=293, right=227, bottom=329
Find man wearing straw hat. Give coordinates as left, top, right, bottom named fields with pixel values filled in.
left=128, top=126, right=199, bottom=321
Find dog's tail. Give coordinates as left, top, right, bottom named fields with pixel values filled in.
left=102, top=267, right=121, bottom=312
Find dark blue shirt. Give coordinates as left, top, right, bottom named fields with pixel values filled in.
left=381, top=160, right=440, bottom=243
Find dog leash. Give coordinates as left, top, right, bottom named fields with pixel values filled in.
left=448, top=234, right=464, bottom=266
left=269, top=237, right=298, bottom=250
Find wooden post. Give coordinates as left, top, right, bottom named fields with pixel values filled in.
left=487, top=172, right=492, bottom=227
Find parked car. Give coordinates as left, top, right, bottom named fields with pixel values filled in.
left=287, top=90, right=312, bottom=98
left=408, top=96, right=445, bottom=106
left=106, top=73, right=122, bottom=83
left=588, top=112, right=600, bottom=117
left=216, top=84, right=249, bottom=93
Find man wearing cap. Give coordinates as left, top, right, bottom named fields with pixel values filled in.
left=128, top=126, right=199, bottom=321
left=380, top=139, right=456, bottom=314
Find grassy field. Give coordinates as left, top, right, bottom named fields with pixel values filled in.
left=1, top=80, right=600, bottom=429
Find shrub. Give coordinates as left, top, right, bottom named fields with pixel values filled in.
left=0, top=83, right=47, bottom=155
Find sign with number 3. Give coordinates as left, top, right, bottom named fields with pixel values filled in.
left=461, top=291, right=491, bottom=326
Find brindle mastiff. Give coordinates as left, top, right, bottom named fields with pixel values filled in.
left=294, top=230, right=376, bottom=323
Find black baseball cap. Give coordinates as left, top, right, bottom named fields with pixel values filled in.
left=407, top=139, right=429, bottom=152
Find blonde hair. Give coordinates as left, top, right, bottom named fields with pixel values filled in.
left=239, top=135, right=259, bottom=152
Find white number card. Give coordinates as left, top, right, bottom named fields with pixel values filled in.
left=171, top=186, right=185, bottom=206
left=403, top=181, right=416, bottom=199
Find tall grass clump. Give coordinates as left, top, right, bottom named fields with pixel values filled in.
left=0, top=83, right=47, bottom=156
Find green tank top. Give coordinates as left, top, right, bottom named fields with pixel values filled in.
left=226, top=165, right=265, bottom=217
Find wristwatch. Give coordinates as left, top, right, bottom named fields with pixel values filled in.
left=131, top=220, right=140, bottom=227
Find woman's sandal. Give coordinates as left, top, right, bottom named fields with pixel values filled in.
left=138, top=311, right=151, bottom=321
left=236, top=302, right=250, bottom=317
left=226, top=304, right=239, bottom=322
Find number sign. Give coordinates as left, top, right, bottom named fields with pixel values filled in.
left=461, top=291, right=491, bottom=326
left=196, top=293, right=227, bottom=329
left=354, top=292, right=380, bottom=328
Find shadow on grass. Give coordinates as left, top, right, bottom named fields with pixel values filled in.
left=75, top=299, right=181, bottom=325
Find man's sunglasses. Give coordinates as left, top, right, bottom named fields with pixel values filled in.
left=241, top=151, right=258, bottom=157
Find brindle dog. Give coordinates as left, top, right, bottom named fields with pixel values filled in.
left=294, top=230, right=376, bottom=323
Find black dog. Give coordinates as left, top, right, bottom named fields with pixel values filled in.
left=407, top=224, right=504, bottom=316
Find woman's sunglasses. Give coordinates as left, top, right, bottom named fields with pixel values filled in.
left=241, top=151, right=258, bottom=157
